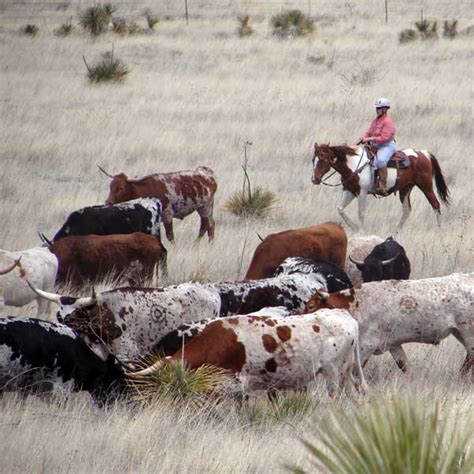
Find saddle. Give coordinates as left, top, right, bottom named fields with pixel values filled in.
left=364, top=145, right=411, bottom=169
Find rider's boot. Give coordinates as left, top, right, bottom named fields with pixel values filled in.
left=376, top=167, right=388, bottom=194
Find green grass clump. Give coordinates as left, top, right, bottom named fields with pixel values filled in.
left=223, top=186, right=277, bottom=217
left=271, top=9, right=314, bottom=38
left=443, top=20, right=459, bottom=38
left=399, top=28, right=418, bottom=43
left=237, top=15, right=254, bottom=37
left=84, top=50, right=129, bottom=84
left=80, top=3, right=116, bottom=36
left=128, top=360, right=230, bottom=405
left=415, top=19, right=438, bottom=39
left=55, top=18, right=75, bottom=36
left=289, top=396, right=474, bottom=474
left=22, top=24, right=38, bottom=36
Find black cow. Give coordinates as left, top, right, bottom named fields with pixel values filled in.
left=52, top=197, right=162, bottom=241
left=274, top=257, right=353, bottom=292
left=348, top=237, right=410, bottom=282
left=0, top=317, right=125, bottom=401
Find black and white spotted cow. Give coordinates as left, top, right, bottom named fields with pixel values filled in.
left=52, top=197, right=162, bottom=241
left=0, top=317, right=125, bottom=400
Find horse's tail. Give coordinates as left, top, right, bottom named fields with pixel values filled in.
left=430, top=154, right=451, bottom=205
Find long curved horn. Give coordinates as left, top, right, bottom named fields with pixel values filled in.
left=40, top=233, right=53, bottom=247
left=314, top=288, right=330, bottom=301
left=26, top=279, right=62, bottom=303
left=349, top=255, right=365, bottom=267
left=97, top=164, right=115, bottom=178
left=0, top=257, right=21, bottom=275
left=126, top=359, right=165, bottom=377
left=381, top=255, right=398, bottom=266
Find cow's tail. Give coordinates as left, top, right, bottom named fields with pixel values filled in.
left=159, top=243, right=168, bottom=279
left=353, top=325, right=368, bottom=395
left=430, top=154, right=451, bottom=205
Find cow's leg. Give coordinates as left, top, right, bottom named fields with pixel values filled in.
left=389, top=346, right=408, bottom=372
left=398, top=189, right=412, bottom=229
left=162, top=208, right=174, bottom=242
left=197, top=201, right=215, bottom=241
left=452, top=332, right=474, bottom=378
left=337, top=190, right=358, bottom=230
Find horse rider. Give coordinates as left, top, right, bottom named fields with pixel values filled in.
left=358, top=98, right=396, bottom=194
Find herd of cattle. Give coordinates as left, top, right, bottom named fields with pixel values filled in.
left=0, top=165, right=472, bottom=403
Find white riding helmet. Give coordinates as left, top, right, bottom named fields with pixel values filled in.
left=375, top=97, right=391, bottom=109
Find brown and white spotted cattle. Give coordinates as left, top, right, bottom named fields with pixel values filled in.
left=244, top=222, right=347, bottom=280
left=132, top=309, right=367, bottom=396
left=305, top=273, right=474, bottom=377
left=104, top=166, right=217, bottom=242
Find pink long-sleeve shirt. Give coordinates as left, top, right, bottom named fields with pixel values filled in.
left=362, top=114, right=396, bottom=144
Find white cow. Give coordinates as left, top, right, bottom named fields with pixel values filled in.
left=0, top=247, right=58, bottom=320
left=305, top=273, right=474, bottom=376
left=346, top=235, right=384, bottom=284
left=132, top=308, right=367, bottom=396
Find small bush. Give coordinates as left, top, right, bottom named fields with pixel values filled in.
left=415, top=19, right=438, bottom=40
left=111, top=17, right=127, bottom=35
left=126, top=20, right=140, bottom=35
left=84, top=49, right=129, bottom=84
left=55, top=18, right=75, bottom=36
left=80, top=3, right=116, bottom=36
left=399, top=28, right=418, bottom=43
left=443, top=20, right=459, bottom=38
left=237, top=15, right=254, bottom=37
left=223, top=186, right=277, bottom=218
left=22, top=24, right=38, bottom=36
left=271, top=9, right=314, bottom=38
left=289, top=396, right=474, bottom=474
left=145, top=9, right=159, bottom=30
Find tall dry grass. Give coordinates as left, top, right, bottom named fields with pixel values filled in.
left=0, top=1, right=473, bottom=471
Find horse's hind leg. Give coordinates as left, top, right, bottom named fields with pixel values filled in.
left=416, top=174, right=442, bottom=225
left=337, top=190, right=358, bottom=230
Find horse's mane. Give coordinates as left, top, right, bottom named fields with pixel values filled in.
left=330, top=145, right=358, bottom=161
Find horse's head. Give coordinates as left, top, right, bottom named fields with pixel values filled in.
left=311, top=142, right=335, bottom=185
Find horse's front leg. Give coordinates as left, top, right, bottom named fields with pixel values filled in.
left=337, top=190, right=358, bottom=230
left=357, top=191, right=369, bottom=229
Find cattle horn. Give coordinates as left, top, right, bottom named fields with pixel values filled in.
left=381, top=255, right=398, bottom=266
left=25, top=279, right=62, bottom=303
left=256, top=232, right=264, bottom=242
left=38, top=232, right=53, bottom=247
left=97, top=164, right=115, bottom=179
left=0, top=257, right=21, bottom=276
left=314, top=288, right=330, bottom=301
left=349, top=255, right=365, bottom=267
left=125, top=359, right=165, bottom=377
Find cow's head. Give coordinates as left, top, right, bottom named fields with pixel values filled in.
left=304, top=288, right=355, bottom=313
left=349, top=254, right=398, bottom=282
left=311, top=142, right=334, bottom=185
left=105, top=173, right=132, bottom=204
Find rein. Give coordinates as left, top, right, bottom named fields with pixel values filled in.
left=320, top=150, right=367, bottom=187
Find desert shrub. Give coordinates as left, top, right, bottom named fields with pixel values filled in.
left=270, top=392, right=316, bottom=420
left=111, top=17, right=127, bottom=35
left=223, top=186, right=277, bottom=217
left=399, top=28, right=418, bottom=43
left=55, top=18, right=75, bottom=36
left=237, top=15, right=254, bottom=37
left=415, top=19, right=438, bottom=40
left=145, top=9, right=159, bottom=30
left=83, top=49, right=129, bottom=84
left=289, top=396, right=473, bottom=474
left=126, top=20, right=140, bottom=35
left=80, top=3, right=116, bottom=36
left=271, top=9, right=314, bottom=38
left=128, top=360, right=230, bottom=405
left=443, top=20, right=459, bottom=38
left=22, top=24, right=38, bottom=36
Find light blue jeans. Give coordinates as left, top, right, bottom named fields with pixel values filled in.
left=375, top=140, right=396, bottom=168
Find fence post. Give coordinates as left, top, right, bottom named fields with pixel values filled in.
left=385, top=0, right=388, bottom=24
left=185, top=0, right=189, bottom=25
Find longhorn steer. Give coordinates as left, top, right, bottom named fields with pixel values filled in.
left=0, top=247, right=58, bottom=319
left=305, top=273, right=474, bottom=376
left=244, top=222, right=347, bottom=280
left=0, top=317, right=125, bottom=400
left=48, top=232, right=167, bottom=287
left=349, top=237, right=410, bottom=282
left=102, top=166, right=217, bottom=242
left=132, top=309, right=367, bottom=396
left=52, top=197, right=162, bottom=241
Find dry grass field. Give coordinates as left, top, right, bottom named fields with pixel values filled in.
left=0, top=0, right=473, bottom=472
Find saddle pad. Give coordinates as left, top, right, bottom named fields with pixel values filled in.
left=388, top=151, right=410, bottom=169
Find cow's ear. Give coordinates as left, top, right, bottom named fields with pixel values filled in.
left=314, top=142, right=318, bottom=150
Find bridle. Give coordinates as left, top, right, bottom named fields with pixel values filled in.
left=316, top=148, right=369, bottom=187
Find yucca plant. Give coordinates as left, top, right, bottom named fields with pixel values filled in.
left=111, top=17, right=127, bottom=35
left=271, top=9, right=314, bottom=38
left=23, top=24, right=38, bottom=36
left=145, top=9, right=159, bottom=30
left=237, top=15, right=254, bottom=37
left=289, top=396, right=474, bottom=474
left=128, top=359, right=230, bottom=405
left=80, top=3, right=116, bottom=36
left=415, top=19, right=438, bottom=39
left=55, top=18, right=75, bottom=36
left=270, top=392, right=316, bottom=420
left=443, top=20, right=459, bottom=38
left=83, top=48, right=129, bottom=84
left=399, top=28, right=418, bottom=43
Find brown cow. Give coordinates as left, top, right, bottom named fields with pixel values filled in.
left=103, top=166, right=217, bottom=242
left=49, top=232, right=167, bottom=287
left=244, top=222, right=347, bottom=280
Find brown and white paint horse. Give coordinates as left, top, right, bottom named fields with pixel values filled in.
left=311, top=144, right=450, bottom=229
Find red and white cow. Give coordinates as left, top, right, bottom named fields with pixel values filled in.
left=131, top=309, right=367, bottom=396
left=0, top=247, right=58, bottom=320
left=305, top=273, right=474, bottom=376
left=102, top=166, right=218, bottom=242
